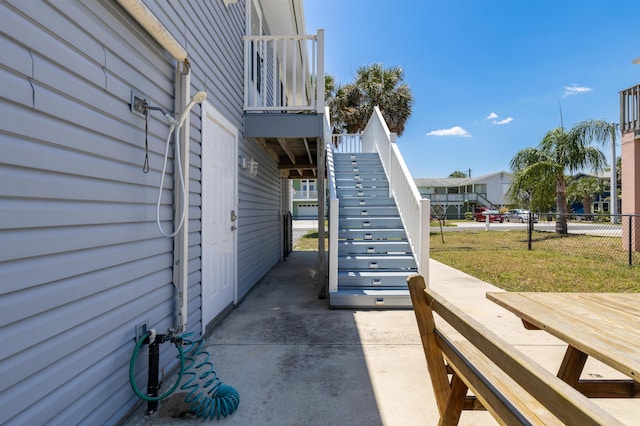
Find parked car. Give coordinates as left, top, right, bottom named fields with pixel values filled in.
left=474, top=208, right=504, bottom=223
left=504, top=209, right=538, bottom=223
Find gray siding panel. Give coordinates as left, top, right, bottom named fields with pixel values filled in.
left=236, top=143, right=283, bottom=299
left=147, top=0, right=283, bottom=301
left=1, top=0, right=287, bottom=423
left=0, top=0, right=179, bottom=424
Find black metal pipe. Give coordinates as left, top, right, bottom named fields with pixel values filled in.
left=629, top=215, right=633, bottom=267
left=528, top=212, right=533, bottom=250
left=147, top=338, right=160, bottom=415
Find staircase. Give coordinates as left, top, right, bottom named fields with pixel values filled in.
left=330, top=152, right=417, bottom=308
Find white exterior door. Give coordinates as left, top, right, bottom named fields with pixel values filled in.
left=201, top=102, right=237, bottom=332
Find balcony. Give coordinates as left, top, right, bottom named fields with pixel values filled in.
left=620, top=83, right=640, bottom=135
left=244, top=32, right=324, bottom=113
left=243, top=31, right=326, bottom=178
left=426, top=193, right=487, bottom=203
left=292, top=190, right=318, bottom=201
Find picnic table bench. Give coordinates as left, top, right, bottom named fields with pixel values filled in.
left=407, top=274, right=623, bottom=425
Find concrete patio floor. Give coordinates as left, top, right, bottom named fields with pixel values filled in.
left=122, top=251, right=637, bottom=425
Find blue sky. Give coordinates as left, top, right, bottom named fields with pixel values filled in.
left=304, top=1, right=640, bottom=178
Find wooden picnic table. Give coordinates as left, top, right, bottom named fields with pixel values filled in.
left=486, top=292, right=640, bottom=398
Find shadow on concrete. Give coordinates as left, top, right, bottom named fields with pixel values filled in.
left=123, top=251, right=386, bottom=425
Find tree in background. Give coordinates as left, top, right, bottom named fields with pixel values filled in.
left=566, top=176, right=605, bottom=219
left=324, top=74, right=339, bottom=133
left=507, top=147, right=556, bottom=213
left=331, top=63, right=413, bottom=135
left=508, top=120, right=613, bottom=234
left=448, top=171, right=468, bottom=178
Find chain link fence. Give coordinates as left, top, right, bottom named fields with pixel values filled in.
left=431, top=213, right=640, bottom=267
left=289, top=216, right=324, bottom=251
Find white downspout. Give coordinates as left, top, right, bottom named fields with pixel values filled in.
left=173, top=67, right=190, bottom=333
left=117, top=0, right=191, bottom=333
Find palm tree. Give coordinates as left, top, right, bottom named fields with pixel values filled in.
left=332, top=63, right=413, bottom=135
left=448, top=171, right=468, bottom=178
left=509, top=120, right=613, bottom=233
left=324, top=74, right=342, bottom=134
left=566, top=176, right=605, bottom=220
left=507, top=152, right=556, bottom=213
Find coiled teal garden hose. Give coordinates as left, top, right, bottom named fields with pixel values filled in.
left=128, top=331, right=239, bottom=419
left=179, top=333, right=240, bottom=419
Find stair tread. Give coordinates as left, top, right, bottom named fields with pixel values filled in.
left=340, top=228, right=405, bottom=232
left=331, top=289, right=410, bottom=296
left=340, top=216, right=401, bottom=219
left=340, top=240, right=409, bottom=245
left=339, top=270, right=415, bottom=277
left=332, top=151, right=418, bottom=309
left=341, top=254, right=414, bottom=259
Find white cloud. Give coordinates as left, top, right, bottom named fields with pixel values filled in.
left=563, top=83, right=592, bottom=97
left=426, top=126, right=471, bottom=138
left=486, top=112, right=498, bottom=120
left=493, top=117, right=513, bottom=125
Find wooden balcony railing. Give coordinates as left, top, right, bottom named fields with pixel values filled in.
left=620, top=84, right=640, bottom=133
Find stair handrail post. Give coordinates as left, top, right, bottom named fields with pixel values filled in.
left=316, top=29, right=325, bottom=114
left=388, top=133, right=396, bottom=198
left=419, top=198, right=431, bottom=279
left=326, top=142, right=339, bottom=294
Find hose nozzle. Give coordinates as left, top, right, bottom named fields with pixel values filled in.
left=176, top=91, right=208, bottom=128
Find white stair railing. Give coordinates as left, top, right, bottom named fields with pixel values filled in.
left=331, top=108, right=430, bottom=287
left=326, top=143, right=338, bottom=293
left=332, top=134, right=362, bottom=152
left=360, top=108, right=430, bottom=279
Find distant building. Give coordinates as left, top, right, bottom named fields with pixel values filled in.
left=569, top=172, right=620, bottom=214
left=415, top=171, right=512, bottom=219
left=291, top=178, right=319, bottom=218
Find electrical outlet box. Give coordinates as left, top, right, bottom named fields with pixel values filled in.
left=135, top=321, right=149, bottom=342
left=130, top=90, right=147, bottom=118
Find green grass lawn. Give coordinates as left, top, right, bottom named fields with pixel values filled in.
left=430, top=230, right=640, bottom=292
left=293, top=231, right=327, bottom=251
left=294, top=229, right=640, bottom=292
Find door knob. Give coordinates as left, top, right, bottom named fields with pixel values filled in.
left=230, top=210, right=237, bottom=222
